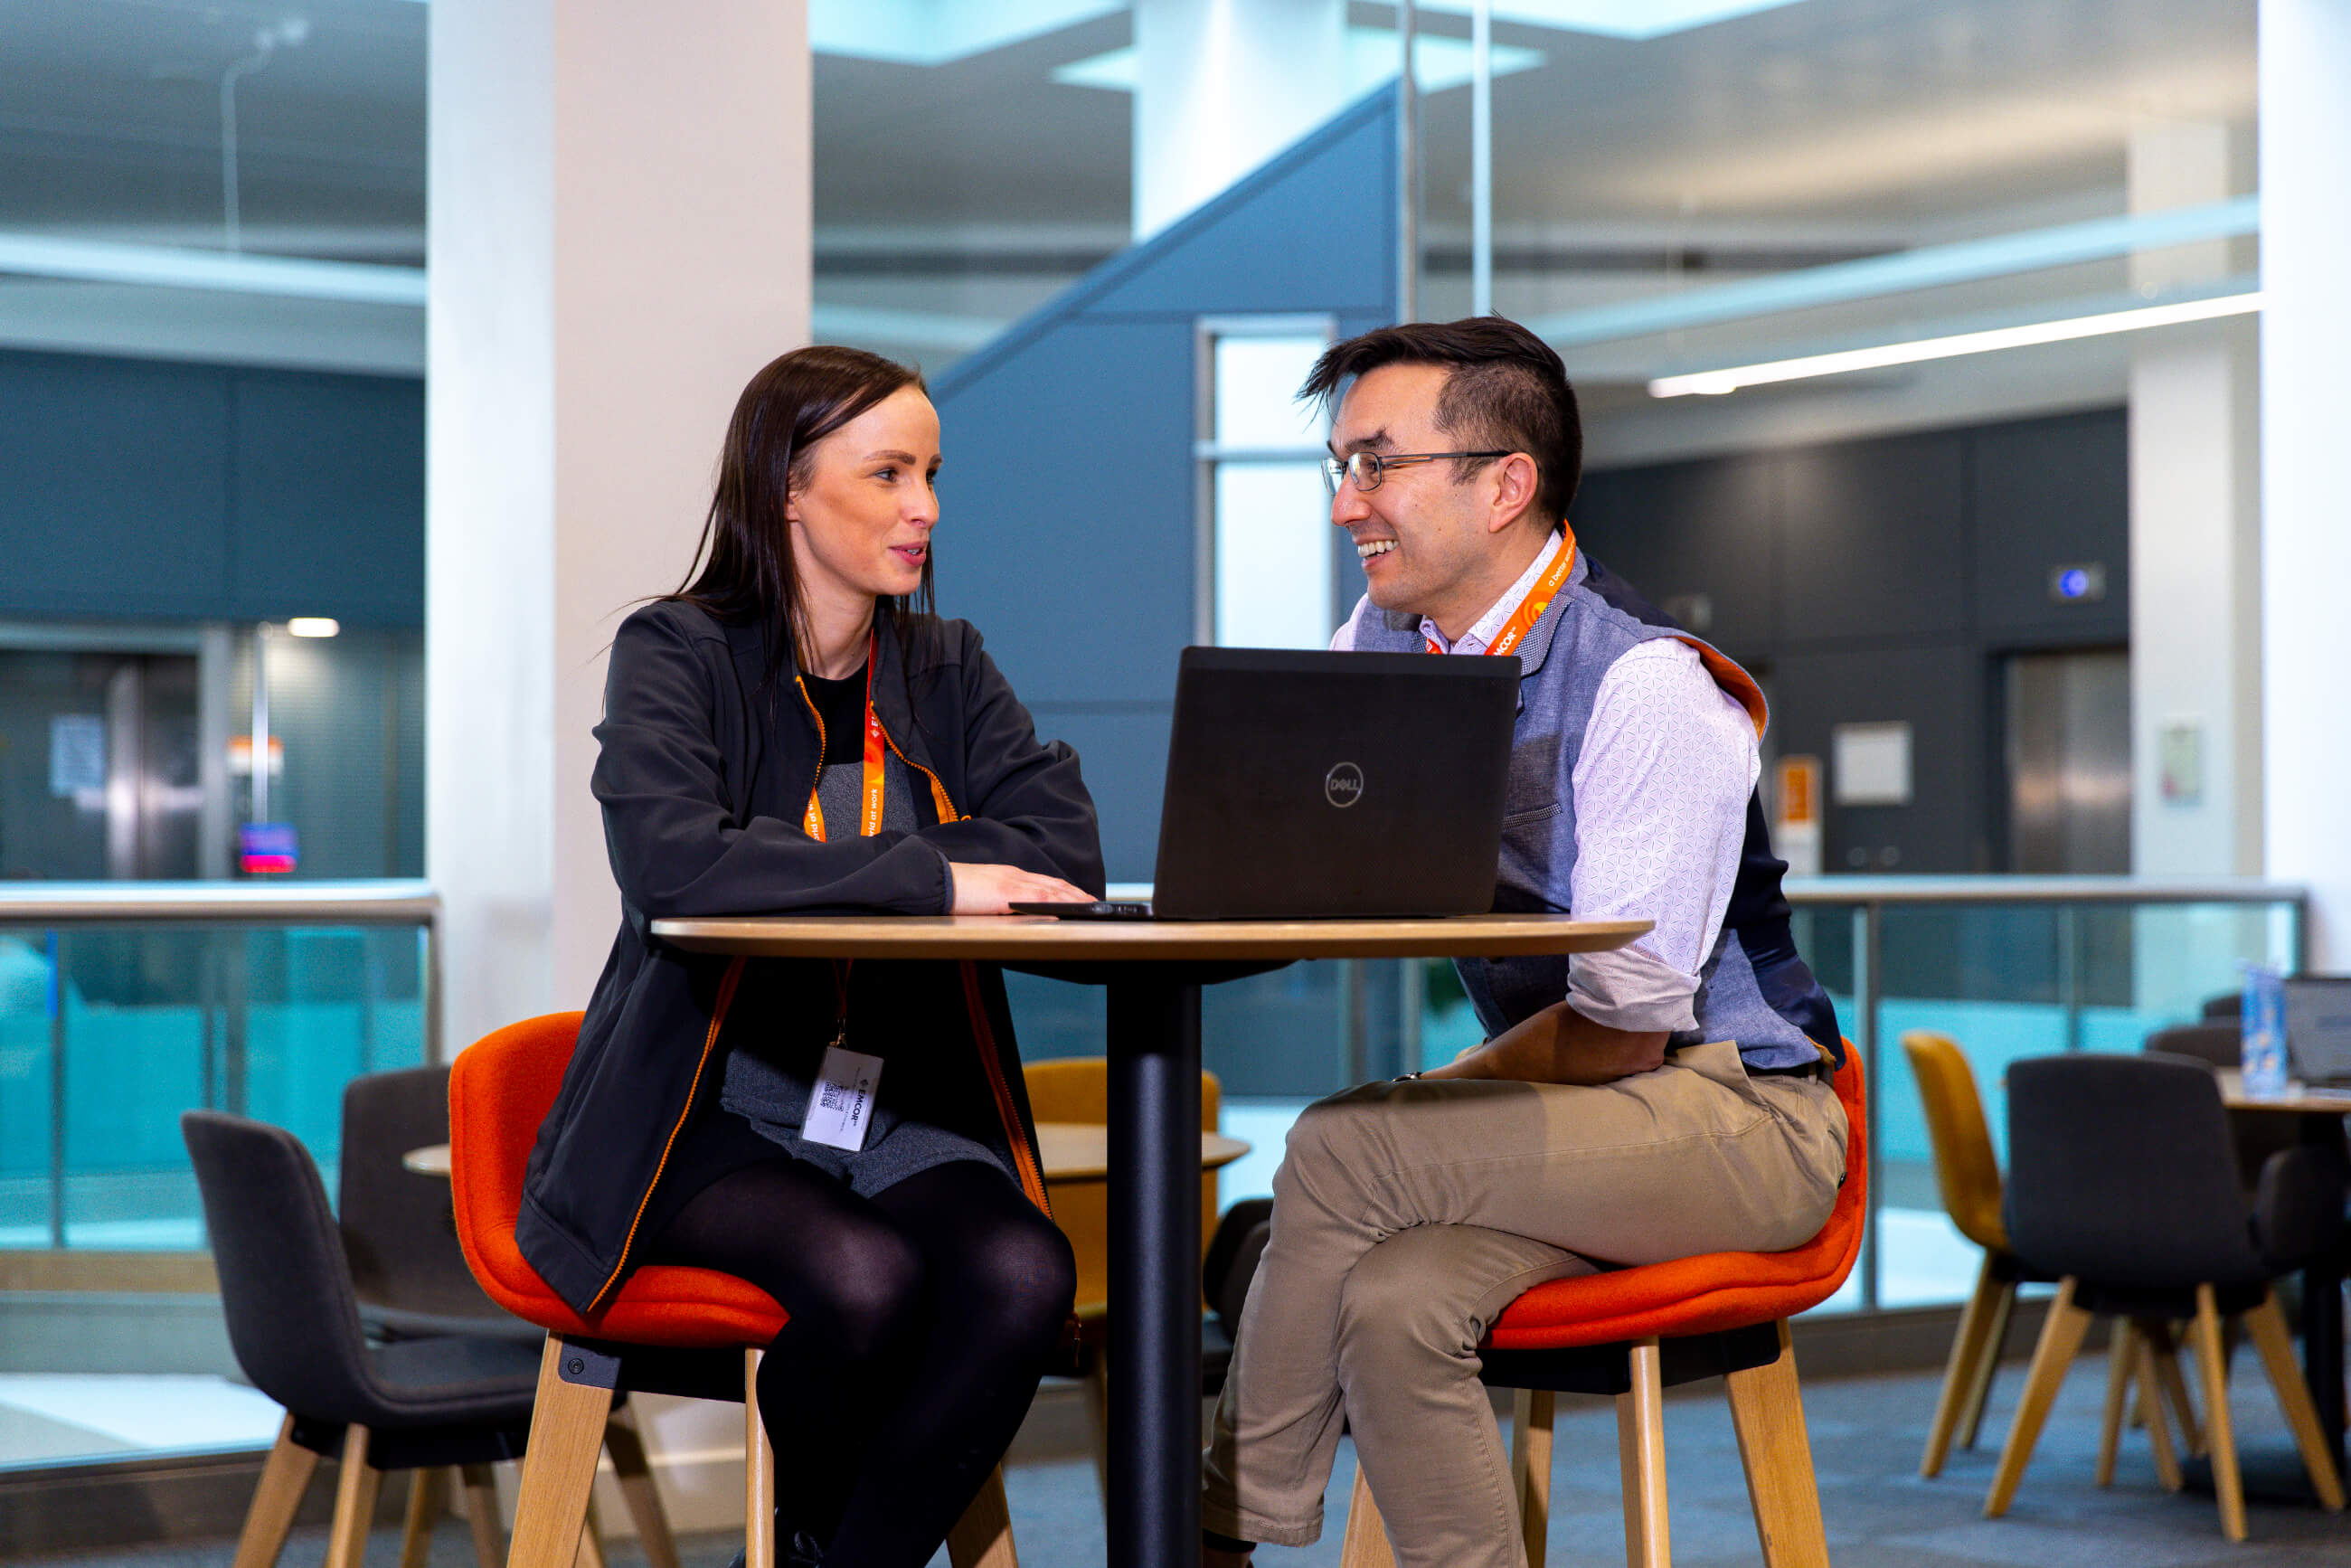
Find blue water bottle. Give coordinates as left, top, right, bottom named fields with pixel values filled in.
left=2239, top=964, right=2288, bottom=1095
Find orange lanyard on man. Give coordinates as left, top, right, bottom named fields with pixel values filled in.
left=1424, top=530, right=1577, bottom=656
left=799, top=630, right=890, bottom=842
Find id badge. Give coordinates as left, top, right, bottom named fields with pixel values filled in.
left=803, top=1045, right=884, bottom=1151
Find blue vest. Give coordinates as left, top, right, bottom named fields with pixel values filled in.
left=1348, top=543, right=1842, bottom=1070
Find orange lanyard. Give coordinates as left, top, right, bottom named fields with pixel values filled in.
left=1425, top=530, right=1576, bottom=656
left=799, top=631, right=889, bottom=842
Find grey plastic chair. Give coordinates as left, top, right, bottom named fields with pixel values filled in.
left=2144, top=1023, right=2319, bottom=1194
left=1983, top=1053, right=2348, bottom=1541
left=183, top=1110, right=680, bottom=1568
left=342, top=1064, right=540, bottom=1341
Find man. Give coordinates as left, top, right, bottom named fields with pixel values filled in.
left=1201, top=317, right=1846, bottom=1568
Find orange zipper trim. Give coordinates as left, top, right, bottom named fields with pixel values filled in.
left=589, top=953, right=747, bottom=1313
left=962, top=959, right=1053, bottom=1218
left=881, top=736, right=1053, bottom=1219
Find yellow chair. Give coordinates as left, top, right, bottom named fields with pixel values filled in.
left=1022, top=1055, right=1223, bottom=1497
left=1903, top=1030, right=2201, bottom=1481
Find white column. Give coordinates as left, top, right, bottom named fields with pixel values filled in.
left=2261, top=0, right=2351, bottom=965
left=429, top=0, right=811, bottom=1053
left=2127, top=120, right=2261, bottom=879
left=1131, top=0, right=1350, bottom=239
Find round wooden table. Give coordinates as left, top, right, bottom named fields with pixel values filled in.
left=647, top=911, right=1648, bottom=1568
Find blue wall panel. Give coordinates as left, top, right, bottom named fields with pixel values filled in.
left=231, top=371, right=426, bottom=626
left=0, top=352, right=232, bottom=621
left=0, top=348, right=424, bottom=628
left=932, top=321, right=1197, bottom=706
left=933, top=91, right=1398, bottom=879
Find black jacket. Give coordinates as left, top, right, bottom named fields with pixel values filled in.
left=517, top=600, right=1107, bottom=1315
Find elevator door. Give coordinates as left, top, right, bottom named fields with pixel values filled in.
left=2006, top=649, right=2130, bottom=874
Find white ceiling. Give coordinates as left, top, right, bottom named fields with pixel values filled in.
left=0, top=0, right=2254, bottom=250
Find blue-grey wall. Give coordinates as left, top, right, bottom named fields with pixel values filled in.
left=931, top=90, right=1400, bottom=881
left=0, top=349, right=424, bottom=627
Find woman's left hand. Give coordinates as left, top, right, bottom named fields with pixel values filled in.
left=949, top=861, right=1096, bottom=914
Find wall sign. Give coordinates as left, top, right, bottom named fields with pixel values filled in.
left=1832, top=722, right=1912, bottom=807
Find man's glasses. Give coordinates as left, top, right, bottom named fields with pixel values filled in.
left=1319, top=449, right=1511, bottom=495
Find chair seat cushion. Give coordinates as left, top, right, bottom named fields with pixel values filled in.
left=357, top=1333, right=544, bottom=1427
left=449, top=1012, right=790, bottom=1349
left=1485, top=1050, right=1866, bottom=1351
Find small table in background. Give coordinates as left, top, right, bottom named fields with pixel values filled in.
left=2218, top=1071, right=2351, bottom=1478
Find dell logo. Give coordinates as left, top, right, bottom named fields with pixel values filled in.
left=1324, top=761, right=1364, bottom=808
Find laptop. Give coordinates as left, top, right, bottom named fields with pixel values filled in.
left=1011, top=646, right=1519, bottom=921
left=2284, top=976, right=2351, bottom=1085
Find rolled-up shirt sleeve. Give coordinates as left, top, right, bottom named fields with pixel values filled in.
left=1565, top=640, right=1759, bottom=1033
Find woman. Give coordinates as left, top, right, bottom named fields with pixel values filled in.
left=519, top=345, right=1104, bottom=1568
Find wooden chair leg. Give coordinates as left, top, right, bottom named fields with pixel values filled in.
left=2095, top=1320, right=2139, bottom=1488
left=401, top=1464, right=446, bottom=1568
left=2132, top=1328, right=2183, bottom=1492
left=231, top=1413, right=320, bottom=1568
left=459, top=1465, right=503, bottom=1568
left=1082, top=1349, right=1112, bottom=1509
left=1984, top=1277, right=2091, bottom=1518
left=1956, top=1274, right=2016, bottom=1451
left=603, top=1404, right=682, bottom=1568
left=945, top=1464, right=1020, bottom=1568
left=1617, top=1338, right=1670, bottom=1568
left=1723, top=1321, right=1827, bottom=1568
left=2242, top=1290, right=2347, bottom=1510
left=2190, top=1284, right=2246, bottom=1541
left=573, top=1497, right=609, bottom=1568
left=745, top=1348, right=776, bottom=1568
left=1338, top=1461, right=1399, bottom=1568
left=2144, top=1320, right=2205, bottom=1457
left=1513, top=1388, right=1556, bottom=1568
left=1923, top=1255, right=2007, bottom=1478
left=325, top=1424, right=385, bottom=1568
left=510, top=1336, right=618, bottom=1568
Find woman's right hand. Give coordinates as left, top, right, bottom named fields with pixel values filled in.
left=949, top=861, right=1096, bottom=914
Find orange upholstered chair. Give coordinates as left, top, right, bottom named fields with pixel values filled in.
left=448, top=1012, right=1019, bottom=1568
left=1338, top=1049, right=1866, bottom=1568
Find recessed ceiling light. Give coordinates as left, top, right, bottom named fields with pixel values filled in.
left=287, top=618, right=341, bottom=638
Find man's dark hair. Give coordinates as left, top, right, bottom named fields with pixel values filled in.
left=1299, top=316, right=1581, bottom=523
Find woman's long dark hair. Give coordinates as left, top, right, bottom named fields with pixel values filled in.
left=668, top=345, right=936, bottom=686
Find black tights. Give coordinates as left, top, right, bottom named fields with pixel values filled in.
left=643, top=1158, right=1074, bottom=1568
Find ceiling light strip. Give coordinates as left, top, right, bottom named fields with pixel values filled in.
left=1648, top=290, right=2262, bottom=398
left=0, top=232, right=425, bottom=306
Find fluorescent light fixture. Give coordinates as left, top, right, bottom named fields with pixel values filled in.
left=286, top=618, right=341, bottom=638
left=0, top=231, right=424, bottom=306
left=1648, top=291, right=2262, bottom=398
left=1421, top=0, right=1805, bottom=40
left=1055, top=28, right=1544, bottom=94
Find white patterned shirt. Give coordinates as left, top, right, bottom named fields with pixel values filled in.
left=1333, top=537, right=1758, bottom=1033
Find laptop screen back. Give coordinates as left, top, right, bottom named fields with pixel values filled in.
left=1150, top=647, right=1518, bottom=920
left=2284, top=976, right=2351, bottom=1085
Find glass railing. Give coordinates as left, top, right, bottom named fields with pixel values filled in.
left=1008, top=876, right=2305, bottom=1318
left=1782, top=876, right=2302, bottom=1314
left=0, top=883, right=436, bottom=1253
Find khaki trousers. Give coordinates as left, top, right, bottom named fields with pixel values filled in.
left=1201, top=1041, right=1846, bottom=1568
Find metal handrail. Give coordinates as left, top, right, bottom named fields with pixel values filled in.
left=0, top=880, right=438, bottom=924
left=1783, top=875, right=2306, bottom=906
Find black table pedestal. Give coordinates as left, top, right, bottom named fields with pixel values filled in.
left=1107, top=978, right=1204, bottom=1568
